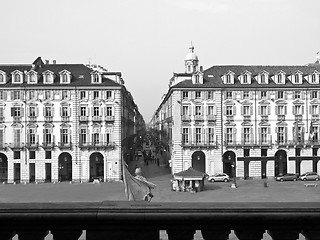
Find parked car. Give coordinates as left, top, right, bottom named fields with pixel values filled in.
left=208, top=173, right=229, bottom=182
left=299, top=172, right=320, bottom=181
left=275, top=173, right=299, bottom=181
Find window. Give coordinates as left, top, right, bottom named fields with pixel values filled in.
left=311, top=91, right=318, bottom=99
left=45, top=90, right=52, bottom=100
left=260, top=127, right=268, bottom=144
left=294, top=105, right=303, bottom=115
left=295, top=148, right=301, bottom=157
left=312, top=74, right=316, bottom=83
left=195, top=128, right=201, bottom=143
left=61, top=74, right=68, bottom=83
left=261, top=149, right=268, bottom=157
left=61, top=107, right=69, bottom=117
left=28, top=129, right=36, bottom=144
left=195, top=106, right=202, bottom=116
left=29, top=106, right=36, bottom=117
left=80, top=129, right=87, bottom=144
left=243, top=128, right=250, bottom=144
left=195, top=91, right=201, bottom=99
left=61, top=129, right=69, bottom=144
left=45, top=106, right=52, bottom=117
left=310, top=127, right=318, bottom=142
left=243, top=105, right=250, bottom=115
left=29, top=151, right=36, bottom=159
left=13, top=74, right=21, bottom=83
left=226, top=106, right=233, bottom=116
left=12, top=107, right=21, bottom=117
left=294, top=91, right=301, bottom=99
left=45, top=151, right=52, bottom=159
left=226, top=74, right=231, bottom=83
left=13, top=90, right=20, bottom=100
left=208, top=128, right=214, bottom=143
left=93, top=91, right=99, bottom=99
left=277, top=74, right=283, bottom=84
left=277, top=127, right=285, bottom=144
left=311, top=105, right=319, bottom=115
left=277, top=91, right=284, bottom=99
left=226, top=91, right=233, bottom=99
left=29, top=74, right=37, bottom=83
left=14, top=151, right=20, bottom=159
left=261, top=91, right=267, bottom=99
left=226, top=128, right=233, bottom=144
left=261, top=74, right=266, bottom=84
left=80, top=106, right=87, bottom=116
left=92, top=133, right=99, bottom=144
left=44, top=73, right=53, bottom=84
left=93, top=106, right=100, bottom=116
left=313, top=148, right=318, bottom=156
left=0, top=74, right=4, bottom=83
left=105, top=133, right=110, bottom=144
left=182, top=91, right=189, bottom=99
left=244, top=149, right=250, bottom=157
left=80, top=91, right=86, bottom=99
left=0, top=91, right=5, bottom=100
left=29, top=90, right=35, bottom=100
left=260, top=106, right=268, bottom=115
left=276, top=105, right=286, bottom=115
left=295, top=74, right=300, bottom=83
left=182, top=128, right=189, bottom=144
left=182, top=106, right=189, bottom=116
left=93, top=74, right=99, bottom=83
left=207, top=106, right=214, bottom=116
left=44, top=128, right=52, bottom=144
left=243, top=91, right=249, bottom=99
left=207, top=91, right=214, bottom=100
left=62, top=90, right=68, bottom=100
left=106, top=91, right=112, bottom=99
left=243, top=75, right=248, bottom=83
left=106, top=106, right=112, bottom=116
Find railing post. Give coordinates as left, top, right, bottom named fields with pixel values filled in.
left=267, top=228, right=301, bottom=240
left=201, top=228, right=230, bottom=240
left=0, top=230, right=16, bottom=240
left=166, top=229, right=195, bottom=240
left=16, top=230, right=49, bottom=240
left=234, top=228, right=265, bottom=240
left=51, top=230, right=83, bottom=240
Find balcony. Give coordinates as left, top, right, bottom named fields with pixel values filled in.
left=207, top=115, right=216, bottom=122
left=0, top=116, right=5, bottom=123
left=7, top=142, right=24, bottom=150
left=61, top=116, right=70, bottom=122
left=226, top=116, right=234, bottom=122
left=181, top=141, right=218, bottom=148
left=28, top=116, right=37, bottom=122
left=194, top=115, right=204, bottom=121
left=277, top=115, right=286, bottom=121
left=13, top=116, right=22, bottom=123
left=44, top=116, right=53, bottom=122
left=25, top=142, right=39, bottom=149
left=311, top=114, right=320, bottom=122
left=260, top=115, right=269, bottom=122
left=79, top=142, right=115, bottom=150
left=105, top=116, right=115, bottom=122
left=0, top=201, right=320, bottom=240
left=243, top=116, right=251, bottom=122
left=224, top=140, right=272, bottom=148
left=295, top=114, right=303, bottom=122
left=92, top=116, right=102, bottom=122
left=181, top=115, right=191, bottom=122
left=42, top=142, right=55, bottom=149
left=79, top=116, right=89, bottom=122
left=57, top=142, right=72, bottom=149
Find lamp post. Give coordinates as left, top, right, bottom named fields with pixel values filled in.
left=230, top=155, right=237, bottom=188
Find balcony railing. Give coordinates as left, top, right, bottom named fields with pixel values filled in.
left=0, top=116, right=5, bottom=123
left=277, top=115, right=286, bottom=121
left=295, top=114, right=303, bottom=122
left=194, top=115, right=204, bottom=121
left=243, top=115, right=251, bottom=122
left=181, top=115, right=191, bottom=122
left=1, top=201, right=320, bottom=240
left=207, top=115, right=216, bottom=121
left=181, top=141, right=218, bottom=148
left=79, top=116, right=89, bottom=122
left=57, top=142, right=72, bottom=149
left=92, top=116, right=102, bottom=122
left=25, top=142, right=39, bottom=149
left=105, top=116, right=115, bottom=122
left=79, top=142, right=115, bottom=149
left=13, top=116, right=22, bottom=123
left=260, top=115, right=269, bottom=122
left=28, top=116, right=37, bottom=122
left=44, top=116, right=53, bottom=122
left=225, top=140, right=272, bottom=147
left=61, top=116, right=70, bottom=122
left=311, top=114, right=320, bottom=122
left=42, top=142, right=55, bottom=149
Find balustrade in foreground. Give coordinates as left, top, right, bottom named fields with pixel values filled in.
left=1, top=201, right=320, bottom=239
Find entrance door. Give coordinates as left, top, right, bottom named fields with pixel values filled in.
left=0, top=155, right=8, bottom=183
left=223, top=162, right=232, bottom=177
left=29, top=163, right=35, bottom=183
left=244, top=162, right=250, bottom=180
left=45, top=163, right=52, bottom=182
left=261, top=161, right=267, bottom=179
left=90, top=153, right=104, bottom=182
left=313, top=160, right=318, bottom=173
left=275, top=150, right=287, bottom=176
left=14, top=163, right=20, bottom=183
left=191, top=151, right=205, bottom=173
left=296, top=160, right=301, bottom=175
left=58, top=153, right=72, bottom=182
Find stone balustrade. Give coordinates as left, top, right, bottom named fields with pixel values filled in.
left=1, top=201, right=320, bottom=240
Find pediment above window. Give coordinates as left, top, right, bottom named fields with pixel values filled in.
left=60, top=123, right=71, bottom=128
left=241, top=100, right=252, bottom=105
left=27, top=123, right=38, bottom=128
left=275, top=100, right=287, bottom=105
left=43, top=123, right=54, bottom=128
left=224, top=100, right=235, bottom=105
left=293, top=99, right=304, bottom=105
left=258, top=100, right=270, bottom=105
left=276, top=121, right=288, bottom=126
left=310, top=99, right=320, bottom=104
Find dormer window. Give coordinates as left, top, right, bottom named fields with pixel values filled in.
left=241, top=71, right=251, bottom=84
left=11, top=71, right=23, bottom=84
left=43, top=71, right=54, bottom=84
left=309, top=71, right=319, bottom=84
left=291, top=71, right=302, bottom=84
left=59, top=70, right=71, bottom=84
left=91, top=71, right=102, bottom=84
left=224, top=71, right=235, bottom=84
left=258, top=71, right=269, bottom=84
left=27, top=71, right=38, bottom=84
left=0, top=71, right=6, bottom=84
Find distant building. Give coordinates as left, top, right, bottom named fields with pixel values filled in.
left=0, top=57, right=144, bottom=183
left=150, top=46, right=320, bottom=179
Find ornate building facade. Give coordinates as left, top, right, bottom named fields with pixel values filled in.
left=150, top=46, right=320, bottom=179
left=0, top=57, right=144, bottom=183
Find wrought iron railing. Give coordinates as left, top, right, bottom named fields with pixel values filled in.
left=0, top=201, right=320, bottom=240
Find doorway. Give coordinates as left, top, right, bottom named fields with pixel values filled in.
left=29, top=163, right=35, bottom=183
left=275, top=150, right=287, bottom=176
left=191, top=151, right=205, bottom=173
left=45, top=163, right=52, bottom=182
left=14, top=163, right=21, bottom=183
left=89, top=152, right=104, bottom=182
left=58, top=153, right=72, bottom=182
left=0, top=153, right=8, bottom=183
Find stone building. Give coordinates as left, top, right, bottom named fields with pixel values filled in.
left=150, top=46, right=320, bottom=179
left=0, top=57, right=144, bottom=183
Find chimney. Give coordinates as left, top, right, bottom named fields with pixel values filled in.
left=53, top=60, right=56, bottom=64
left=45, top=60, right=49, bottom=64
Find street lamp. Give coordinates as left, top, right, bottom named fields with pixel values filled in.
left=229, top=155, right=237, bottom=188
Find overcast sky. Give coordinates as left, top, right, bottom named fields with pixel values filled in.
left=1, top=0, right=320, bottom=122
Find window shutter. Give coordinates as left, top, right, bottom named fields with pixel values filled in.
left=292, top=106, right=295, bottom=115
left=11, top=91, right=14, bottom=100
left=68, top=107, right=71, bottom=117
left=91, top=107, right=94, bottom=116
left=21, top=107, right=24, bottom=117
left=26, top=107, right=29, bottom=117
left=258, top=106, right=261, bottom=115
left=3, top=91, right=7, bottom=100
left=232, top=91, right=236, bottom=100
left=302, top=106, right=305, bottom=115
left=60, top=107, right=62, bottom=116
left=36, top=107, right=39, bottom=117
left=223, top=106, right=226, bottom=116
left=268, top=106, right=270, bottom=115
left=275, top=106, right=278, bottom=115
left=86, top=107, right=89, bottom=117
left=233, top=106, right=236, bottom=115
left=310, top=105, right=312, bottom=114
left=241, top=128, right=244, bottom=142
left=302, top=91, right=306, bottom=100
left=284, top=106, right=287, bottom=114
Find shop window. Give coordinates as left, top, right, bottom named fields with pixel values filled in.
left=45, top=151, right=52, bottom=159
left=14, top=151, right=21, bottom=159
left=29, top=151, right=36, bottom=159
